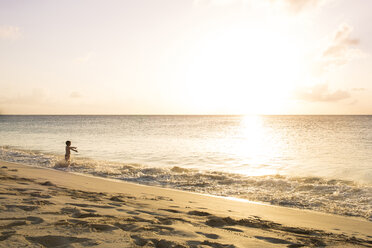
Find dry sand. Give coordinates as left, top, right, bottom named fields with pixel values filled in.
left=0, top=160, right=371, bottom=247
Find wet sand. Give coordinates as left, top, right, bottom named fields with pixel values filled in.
left=0, top=161, right=371, bottom=247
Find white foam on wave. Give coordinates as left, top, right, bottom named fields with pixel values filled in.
left=1, top=146, right=371, bottom=221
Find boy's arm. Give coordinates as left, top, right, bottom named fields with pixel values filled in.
left=70, top=147, right=78, bottom=152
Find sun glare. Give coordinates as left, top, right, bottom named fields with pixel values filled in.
left=239, top=115, right=265, bottom=160
left=183, top=24, right=304, bottom=114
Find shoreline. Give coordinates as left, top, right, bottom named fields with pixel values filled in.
left=1, top=145, right=371, bottom=222
left=0, top=160, right=371, bottom=247
left=1, top=159, right=369, bottom=221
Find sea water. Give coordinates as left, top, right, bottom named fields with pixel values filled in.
left=0, top=115, right=371, bottom=220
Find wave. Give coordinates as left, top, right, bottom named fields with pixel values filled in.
left=1, top=146, right=371, bottom=221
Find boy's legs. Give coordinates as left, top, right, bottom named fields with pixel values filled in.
left=65, top=155, right=70, bottom=167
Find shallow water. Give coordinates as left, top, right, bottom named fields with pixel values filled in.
left=0, top=115, right=371, bottom=219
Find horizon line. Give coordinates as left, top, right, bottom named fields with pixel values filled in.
left=1, top=114, right=372, bottom=116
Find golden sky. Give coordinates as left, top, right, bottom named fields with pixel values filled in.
left=0, top=0, right=371, bottom=114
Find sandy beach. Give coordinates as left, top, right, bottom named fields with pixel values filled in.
left=0, top=161, right=371, bottom=248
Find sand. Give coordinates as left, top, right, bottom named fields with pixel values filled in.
left=0, top=161, right=371, bottom=247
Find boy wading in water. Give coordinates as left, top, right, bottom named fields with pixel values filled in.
left=65, top=140, right=78, bottom=166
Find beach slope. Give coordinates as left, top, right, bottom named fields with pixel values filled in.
left=0, top=161, right=371, bottom=247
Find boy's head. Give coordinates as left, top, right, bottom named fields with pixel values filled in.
left=66, top=140, right=71, bottom=146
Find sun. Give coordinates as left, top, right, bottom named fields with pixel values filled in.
left=180, top=24, right=305, bottom=114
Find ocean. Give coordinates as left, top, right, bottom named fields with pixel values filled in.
left=0, top=115, right=371, bottom=220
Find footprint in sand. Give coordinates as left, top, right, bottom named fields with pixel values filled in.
left=5, top=204, right=38, bottom=212
left=72, top=211, right=101, bottom=219
left=109, top=196, right=126, bottom=202
left=254, top=236, right=295, bottom=245
left=54, top=218, right=87, bottom=227
left=196, top=232, right=220, bottom=239
left=130, top=235, right=184, bottom=247
left=130, top=234, right=148, bottom=246
left=26, top=235, right=97, bottom=248
left=39, top=181, right=56, bottom=187
left=60, top=207, right=101, bottom=218
left=108, top=202, right=122, bottom=207
left=0, top=230, right=16, bottom=241
left=17, top=182, right=29, bottom=185
left=158, top=208, right=182, bottom=213
left=187, top=210, right=211, bottom=217
left=60, top=207, right=80, bottom=215
left=187, top=240, right=235, bottom=248
left=89, top=224, right=119, bottom=232
left=0, top=235, right=11, bottom=242
left=154, top=217, right=173, bottom=225
left=22, top=198, right=55, bottom=206
left=13, top=188, right=28, bottom=192
left=0, top=217, right=44, bottom=233
left=29, top=192, right=52, bottom=199
left=54, top=219, right=118, bottom=233
left=81, top=208, right=96, bottom=213
left=0, top=220, right=27, bottom=229
left=26, top=216, right=44, bottom=224
left=124, top=210, right=140, bottom=215
left=115, top=223, right=140, bottom=232
left=223, top=227, right=244, bottom=233
left=0, top=216, right=44, bottom=226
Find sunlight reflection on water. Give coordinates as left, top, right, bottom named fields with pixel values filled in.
left=233, top=115, right=280, bottom=176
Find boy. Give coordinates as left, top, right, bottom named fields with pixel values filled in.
left=65, top=140, right=78, bottom=166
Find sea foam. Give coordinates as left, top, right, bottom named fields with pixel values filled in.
left=1, top=146, right=371, bottom=221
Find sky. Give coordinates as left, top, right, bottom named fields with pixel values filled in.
left=0, top=0, right=371, bottom=115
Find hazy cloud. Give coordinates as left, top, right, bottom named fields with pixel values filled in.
left=295, top=84, right=350, bottom=102
left=0, top=25, right=22, bottom=40
left=319, top=24, right=364, bottom=70
left=351, top=88, right=366, bottom=92
left=70, top=91, right=82, bottom=98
